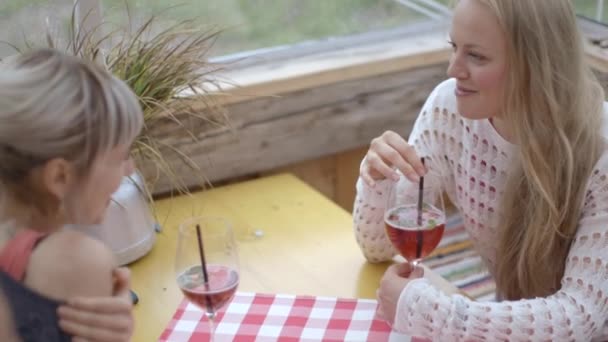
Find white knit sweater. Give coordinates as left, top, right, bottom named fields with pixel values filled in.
left=354, top=78, right=608, bottom=341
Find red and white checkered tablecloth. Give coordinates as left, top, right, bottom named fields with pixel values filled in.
left=159, top=292, right=429, bottom=342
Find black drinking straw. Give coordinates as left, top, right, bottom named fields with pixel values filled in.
left=417, top=157, right=425, bottom=226
left=196, top=224, right=214, bottom=315
left=195, top=224, right=210, bottom=283
left=416, top=158, right=425, bottom=259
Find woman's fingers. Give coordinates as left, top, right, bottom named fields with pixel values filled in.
left=59, top=296, right=133, bottom=340
left=59, top=268, right=134, bottom=342
left=366, top=151, right=399, bottom=181
left=112, top=268, right=131, bottom=299
left=383, top=132, right=426, bottom=177
left=363, top=130, right=428, bottom=185
left=72, top=338, right=90, bottom=342
left=360, top=168, right=378, bottom=188
left=58, top=306, right=130, bottom=332
left=60, top=317, right=128, bottom=342
left=401, top=144, right=426, bottom=177
left=64, top=296, right=132, bottom=314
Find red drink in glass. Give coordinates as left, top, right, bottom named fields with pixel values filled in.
left=384, top=204, right=445, bottom=261
left=178, top=264, right=239, bottom=312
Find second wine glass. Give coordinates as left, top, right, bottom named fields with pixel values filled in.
left=175, top=217, right=239, bottom=341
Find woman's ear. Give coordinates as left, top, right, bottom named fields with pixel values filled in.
left=38, top=158, right=77, bottom=200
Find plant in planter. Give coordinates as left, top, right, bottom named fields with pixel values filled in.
left=4, top=7, right=228, bottom=265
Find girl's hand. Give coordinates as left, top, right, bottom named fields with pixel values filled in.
left=58, top=267, right=134, bottom=342
left=377, top=262, right=424, bottom=325
left=361, top=131, right=426, bottom=187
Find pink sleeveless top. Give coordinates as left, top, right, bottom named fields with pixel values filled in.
left=0, top=230, right=72, bottom=341
left=0, top=230, right=47, bottom=281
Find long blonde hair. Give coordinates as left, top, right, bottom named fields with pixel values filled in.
left=0, top=49, right=143, bottom=217
left=474, top=0, right=606, bottom=299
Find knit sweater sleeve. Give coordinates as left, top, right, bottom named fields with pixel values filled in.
left=391, top=153, right=608, bottom=341
left=353, top=83, right=446, bottom=263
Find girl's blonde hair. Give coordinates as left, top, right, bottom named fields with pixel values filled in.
left=0, top=48, right=143, bottom=217
left=475, top=0, right=606, bottom=299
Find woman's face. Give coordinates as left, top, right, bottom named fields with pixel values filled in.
left=65, top=144, right=135, bottom=225
left=447, top=0, right=509, bottom=120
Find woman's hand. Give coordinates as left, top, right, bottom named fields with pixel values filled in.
left=58, top=267, right=134, bottom=342
left=361, top=131, right=426, bottom=187
left=377, top=263, right=424, bottom=325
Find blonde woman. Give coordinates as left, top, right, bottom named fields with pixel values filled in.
left=0, top=49, right=142, bottom=341
left=355, top=0, right=608, bottom=340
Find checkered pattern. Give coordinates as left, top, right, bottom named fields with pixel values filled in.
left=159, top=292, right=428, bottom=341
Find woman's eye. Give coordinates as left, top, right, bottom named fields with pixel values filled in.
left=469, top=52, right=485, bottom=61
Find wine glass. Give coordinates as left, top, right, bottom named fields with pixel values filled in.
left=175, top=217, right=240, bottom=341
left=384, top=176, right=446, bottom=267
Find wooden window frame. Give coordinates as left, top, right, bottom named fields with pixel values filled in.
left=79, top=1, right=608, bottom=101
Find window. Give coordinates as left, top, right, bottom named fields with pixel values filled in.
left=0, top=0, right=75, bottom=58
left=3, top=1, right=605, bottom=62
left=576, top=0, right=608, bottom=23
left=1, top=0, right=451, bottom=59
left=103, top=0, right=446, bottom=57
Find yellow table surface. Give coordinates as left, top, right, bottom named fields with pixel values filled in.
left=129, top=173, right=456, bottom=342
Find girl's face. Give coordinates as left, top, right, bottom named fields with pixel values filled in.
left=447, top=0, right=509, bottom=120
left=64, top=144, right=135, bottom=225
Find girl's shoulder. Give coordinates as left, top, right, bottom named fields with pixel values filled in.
left=25, top=230, right=116, bottom=301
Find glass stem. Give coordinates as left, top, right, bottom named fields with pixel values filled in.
left=207, top=311, right=216, bottom=342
